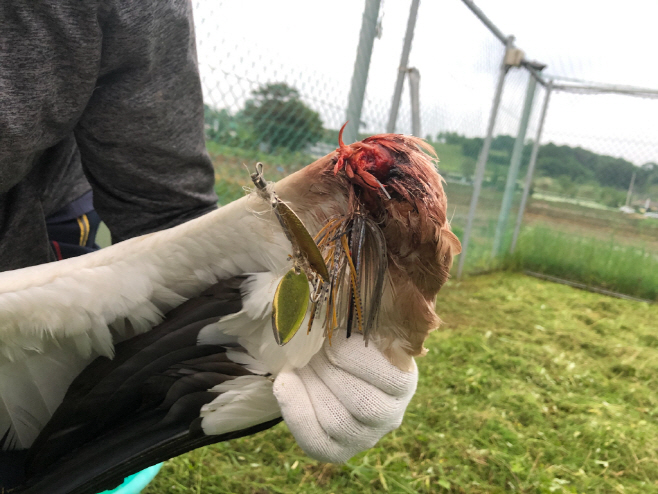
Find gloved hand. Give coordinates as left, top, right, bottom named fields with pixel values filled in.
left=272, top=333, right=418, bottom=463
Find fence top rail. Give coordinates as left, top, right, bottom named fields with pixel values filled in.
left=461, top=0, right=658, bottom=97
left=552, top=82, right=658, bottom=99
left=460, top=0, right=548, bottom=87
left=460, top=0, right=507, bottom=44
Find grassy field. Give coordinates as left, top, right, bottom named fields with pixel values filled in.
left=441, top=182, right=507, bottom=273
left=439, top=179, right=658, bottom=299
left=524, top=201, right=658, bottom=252
left=506, top=224, right=658, bottom=301
left=433, top=143, right=467, bottom=175
left=143, top=272, right=658, bottom=494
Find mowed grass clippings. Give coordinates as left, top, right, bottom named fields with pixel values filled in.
left=143, top=273, right=658, bottom=494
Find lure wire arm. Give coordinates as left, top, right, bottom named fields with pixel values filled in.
left=250, top=162, right=267, bottom=190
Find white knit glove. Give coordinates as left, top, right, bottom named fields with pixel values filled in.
left=272, top=334, right=418, bottom=463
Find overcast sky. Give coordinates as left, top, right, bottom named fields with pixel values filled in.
left=192, top=0, right=658, bottom=166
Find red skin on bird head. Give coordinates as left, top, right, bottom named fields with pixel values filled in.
left=333, top=122, right=395, bottom=191
left=331, top=123, right=440, bottom=217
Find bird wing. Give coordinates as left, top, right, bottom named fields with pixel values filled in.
left=0, top=197, right=288, bottom=365
left=0, top=197, right=289, bottom=451
left=14, top=276, right=282, bottom=494
left=0, top=194, right=326, bottom=492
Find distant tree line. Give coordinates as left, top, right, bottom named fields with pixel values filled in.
left=436, top=131, right=658, bottom=200
left=203, top=89, right=658, bottom=207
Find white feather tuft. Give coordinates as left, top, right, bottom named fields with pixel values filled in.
left=199, top=272, right=326, bottom=376
left=225, top=349, right=270, bottom=376
left=200, top=375, right=281, bottom=436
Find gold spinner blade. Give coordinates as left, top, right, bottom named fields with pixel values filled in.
left=250, top=163, right=329, bottom=345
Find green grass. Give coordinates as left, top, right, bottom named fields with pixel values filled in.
left=206, top=142, right=313, bottom=204
left=506, top=225, right=658, bottom=301
left=143, top=272, right=658, bottom=493
left=442, top=182, right=512, bottom=275
left=206, top=141, right=314, bottom=171
left=432, top=143, right=467, bottom=174
left=525, top=199, right=658, bottom=243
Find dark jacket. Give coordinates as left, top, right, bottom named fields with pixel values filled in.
left=0, top=0, right=218, bottom=270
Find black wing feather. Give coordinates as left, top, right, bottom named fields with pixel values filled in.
left=5, top=275, right=283, bottom=494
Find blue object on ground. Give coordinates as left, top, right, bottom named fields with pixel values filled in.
left=98, top=463, right=163, bottom=494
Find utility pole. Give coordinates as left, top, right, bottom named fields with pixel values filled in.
left=344, top=0, right=382, bottom=144
left=408, top=68, right=421, bottom=136
left=386, top=0, right=421, bottom=133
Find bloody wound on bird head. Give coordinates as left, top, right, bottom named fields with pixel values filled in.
left=334, top=123, right=395, bottom=197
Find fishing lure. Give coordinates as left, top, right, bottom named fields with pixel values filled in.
left=251, top=163, right=387, bottom=347
left=251, top=163, right=328, bottom=345
left=311, top=210, right=387, bottom=345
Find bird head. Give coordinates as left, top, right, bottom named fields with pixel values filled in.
left=273, top=127, right=461, bottom=368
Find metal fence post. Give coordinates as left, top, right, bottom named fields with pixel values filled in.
left=344, top=0, right=382, bottom=144
left=386, top=0, right=421, bottom=133
left=456, top=37, right=513, bottom=279
left=408, top=68, right=422, bottom=136
left=510, top=81, right=553, bottom=253
left=491, top=73, right=538, bottom=257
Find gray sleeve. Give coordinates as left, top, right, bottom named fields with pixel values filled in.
left=75, top=0, right=218, bottom=243
left=0, top=1, right=101, bottom=270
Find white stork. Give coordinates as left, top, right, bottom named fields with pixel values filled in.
left=0, top=132, right=460, bottom=493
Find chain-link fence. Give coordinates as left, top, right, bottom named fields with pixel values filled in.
left=509, top=82, right=658, bottom=300
left=192, top=0, right=658, bottom=299
left=525, top=86, right=658, bottom=223
left=193, top=1, right=359, bottom=155
left=191, top=0, right=526, bottom=267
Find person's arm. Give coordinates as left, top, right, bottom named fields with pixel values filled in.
left=75, top=0, right=217, bottom=243
left=0, top=1, right=103, bottom=269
